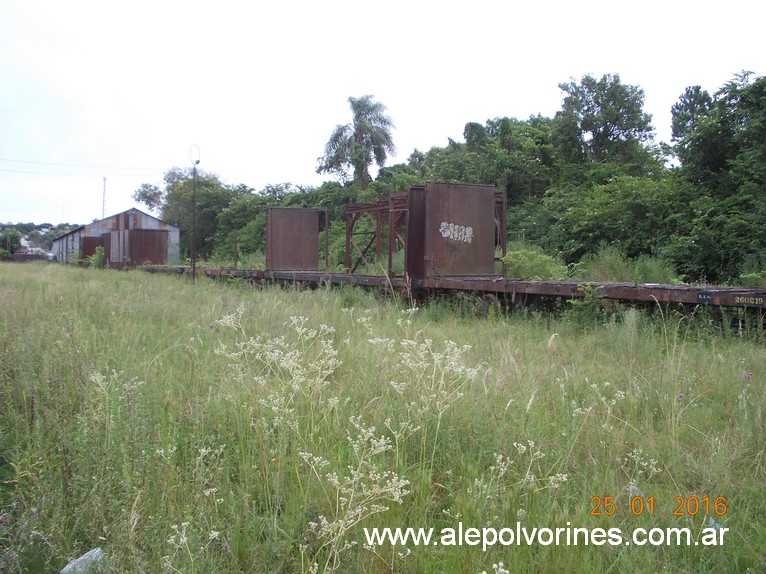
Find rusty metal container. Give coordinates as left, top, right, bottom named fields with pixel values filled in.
left=266, top=208, right=328, bottom=271
left=406, top=182, right=497, bottom=278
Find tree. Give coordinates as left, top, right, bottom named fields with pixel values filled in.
left=0, top=227, right=22, bottom=258
left=717, top=72, right=766, bottom=193
left=464, top=122, right=488, bottom=152
left=553, top=73, right=655, bottom=175
left=317, top=95, right=395, bottom=189
left=667, top=73, right=766, bottom=281
left=382, top=116, right=555, bottom=205
left=132, top=183, right=164, bottom=212
left=671, top=85, right=713, bottom=143
left=133, top=167, right=246, bottom=259
left=670, top=86, right=715, bottom=174
left=212, top=190, right=268, bottom=258
left=482, top=116, right=556, bottom=204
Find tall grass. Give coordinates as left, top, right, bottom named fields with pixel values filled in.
left=0, top=263, right=764, bottom=573
left=576, top=244, right=680, bottom=284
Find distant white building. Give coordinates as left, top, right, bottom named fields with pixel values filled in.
left=51, top=208, right=180, bottom=265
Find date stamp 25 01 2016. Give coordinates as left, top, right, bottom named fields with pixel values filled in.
left=590, top=496, right=727, bottom=518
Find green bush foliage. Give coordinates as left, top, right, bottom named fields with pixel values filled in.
left=87, top=246, right=106, bottom=269
left=501, top=243, right=568, bottom=280
left=737, top=272, right=766, bottom=288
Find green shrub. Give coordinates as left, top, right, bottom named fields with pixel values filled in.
left=502, top=243, right=568, bottom=280
left=88, top=246, right=106, bottom=269
left=576, top=244, right=631, bottom=282
left=736, top=272, right=766, bottom=288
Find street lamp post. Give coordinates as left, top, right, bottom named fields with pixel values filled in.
left=190, top=145, right=200, bottom=283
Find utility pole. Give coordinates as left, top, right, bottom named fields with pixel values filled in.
left=190, top=145, right=200, bottom=283
left=102, top=177, right=106, bottom=219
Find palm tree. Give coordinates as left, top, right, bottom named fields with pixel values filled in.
left=317, top=95, right=395, bottom=189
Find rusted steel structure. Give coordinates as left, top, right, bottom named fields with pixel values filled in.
left=344, top=194, right=407, bottom=274
left=265, top=207, right=329, bottom=271
left=52, top=208, right=180, bottom=266
left=143, top=181, right=766, bottom=312
left=344, top=183, right=507, bottom=278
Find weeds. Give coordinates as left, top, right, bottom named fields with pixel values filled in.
left=0, top=263, right=764, bottom=572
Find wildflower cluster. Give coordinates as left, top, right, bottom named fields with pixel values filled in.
left=162, top=520, right=222, bottom=573
left=621, top=447, right=662, bottom=481
left=468, top=453, right=512, bottom=502
left=467, top=440, right=568, bottom=524
left=299, top=416, right=411, bottom=573
left=215, top=312, right=341, bottom=403
left=396, top=336, right=487, bottom=417
left=571, top=380, right=626, bottom=431
left=513, top=440, right=568, bottom=491
left=478, top=562, right=510, bottom=574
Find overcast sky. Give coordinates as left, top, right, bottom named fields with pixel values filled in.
left=1, top=0, right=763, bottom=226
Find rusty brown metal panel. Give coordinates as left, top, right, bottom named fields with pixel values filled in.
left=81, top=236, right=102, bottom=260
left=101, top=233, right=112, bottom=264
left=405, top=185, right=426, bottom=279
left=495, top=191, right=507, bottom=273
left=266, top=208, right=322, bottom=271
left=424, top=182, right=496, bottom=277
left=130, top=229, right=168, bottom=264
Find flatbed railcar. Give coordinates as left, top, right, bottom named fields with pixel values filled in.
left=143, top=181, right=766, bottom=313
left=145, top=266, right=766, bottom=312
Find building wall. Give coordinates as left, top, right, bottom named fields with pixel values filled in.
left=52, top=228, right=84, bottom=264
left=51, top=209, right=180, bottom=265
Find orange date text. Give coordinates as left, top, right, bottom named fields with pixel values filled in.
left=590, top=496, right=727, bottom=517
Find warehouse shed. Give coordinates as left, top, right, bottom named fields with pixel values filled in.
left=51, top=208, right=180, bottom=266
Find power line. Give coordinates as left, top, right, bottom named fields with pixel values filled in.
left=0, top=167, right=163, bottom=178
left=0, top=157, right=163, bottom=171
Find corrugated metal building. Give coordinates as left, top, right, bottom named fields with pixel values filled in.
left=51, top=208, right=180, bottom=266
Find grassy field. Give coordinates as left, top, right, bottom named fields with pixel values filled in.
left=0, top=263, right=764, bottom=573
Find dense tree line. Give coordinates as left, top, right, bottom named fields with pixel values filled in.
left=123, top=73, right=763, bottom=284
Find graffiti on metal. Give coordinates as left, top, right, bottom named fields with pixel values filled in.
left=439, top=221, right=474, bottom=244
